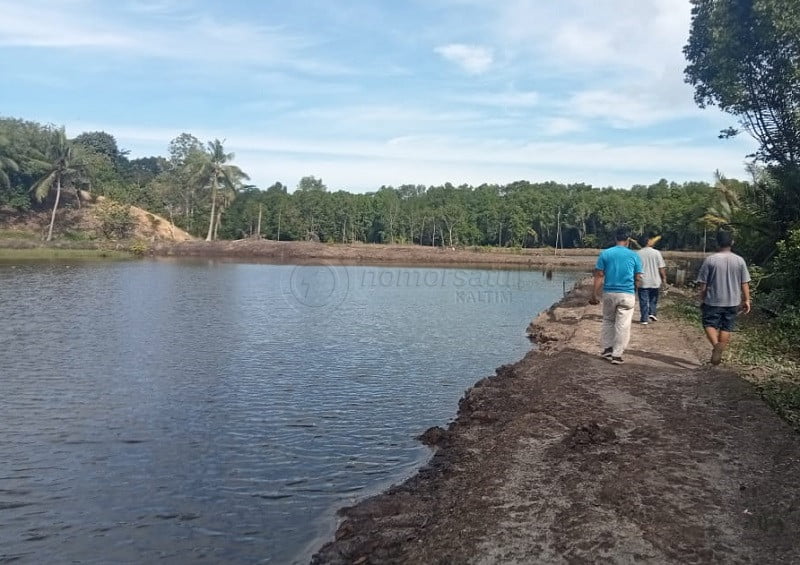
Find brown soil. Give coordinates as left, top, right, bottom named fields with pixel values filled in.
left=311, top=280, right=800, bottom=564
left=153, top=240, right=704, bottom=273
left=0, top=191, right=193, bottom=242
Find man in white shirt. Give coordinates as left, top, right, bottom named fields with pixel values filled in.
left=636, top=233, right=667, bottom=325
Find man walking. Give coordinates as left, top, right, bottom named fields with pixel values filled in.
left=696, top=231, right=751, bottom=365
left=589, top=228, right=643, bottom=364
left=637, top=233, right=667, bottom=324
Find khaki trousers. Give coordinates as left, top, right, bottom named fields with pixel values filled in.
left=601, top=292, right=636, bottom=357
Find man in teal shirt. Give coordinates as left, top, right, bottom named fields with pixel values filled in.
left=589, top=228, right=643, bottom=364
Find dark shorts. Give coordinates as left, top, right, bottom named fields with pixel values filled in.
left=701, top=304, right=738, bottom=332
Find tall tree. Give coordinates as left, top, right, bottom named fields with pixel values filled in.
left=73, top=131, right=127, bottom=164
left=684, top=0, right=800, bottom=228
left=189, top=139, right=249, bottom=241
left=30, top=127, right=85, bottom=241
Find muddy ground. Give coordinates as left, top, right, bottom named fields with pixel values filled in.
left=152, top=240, right=704, bottom=272
left=310, top=281, right=800, bottom=564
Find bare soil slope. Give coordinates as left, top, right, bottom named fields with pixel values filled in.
left=0, top=191, right=193, bottom=241
left=311, top=281, right=800, bottom=564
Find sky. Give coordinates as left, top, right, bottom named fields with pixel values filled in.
left=0, top=0, right=757, bottom=193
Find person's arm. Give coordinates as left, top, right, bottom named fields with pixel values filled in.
left=696, top=260, right=708, bottom=304
left=590, top=270, right=604, bottom=305
left=741, top=282, right=751, bottom=314
left=657, top=252, right=667, bottom=287
left=634, top=255, right=644, bottom=289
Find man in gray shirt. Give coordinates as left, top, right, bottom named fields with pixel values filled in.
left=637, top=232, right=667, bottom=324
left=696, top=231, right=751, bottom=365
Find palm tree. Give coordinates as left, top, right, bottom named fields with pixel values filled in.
left=190, top=139, right=249, bottom=241
left=31, top=128, right=84, bottom=242
left=0, top=134, right=20, bottom=190
left=701, top=170, right=741, bottom=229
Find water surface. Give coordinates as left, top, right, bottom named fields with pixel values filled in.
left=0, top=260, right=579, bottom=563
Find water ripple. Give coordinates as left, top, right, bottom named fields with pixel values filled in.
left=0, top=260, right=577, bottom=563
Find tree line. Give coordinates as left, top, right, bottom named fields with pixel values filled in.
left=0, top=116, right=745, bottom=251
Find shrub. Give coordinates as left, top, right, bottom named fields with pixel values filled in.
left=94, top=201, right=135, bottom=239
left=773, top=228, right=800, bottom=304
left=128, top=240, right=149, bottom=256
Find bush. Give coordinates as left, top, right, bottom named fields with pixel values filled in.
left=128, top=240, right=149, bottom=256
left=581, top=234, right=600, bottom=248
left=773, top=228, right=800, bottom=304
left=94, top=201, right=134, bottom=239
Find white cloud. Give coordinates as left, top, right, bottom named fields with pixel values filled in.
left=0, top=0, right=351, bottom=76
left=450, top=90, right=539, bottom=108
left=539, top=117, right=584, bottom=136
left=0, top=1, right=136, bottom=48
left=66, top=121, right=755, bottom=191
left=565, top=89, right=696, bottom=128
left=435, top=44, right=494, bottom=74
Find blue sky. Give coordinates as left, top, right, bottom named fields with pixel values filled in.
left=0, top=0, right=757, bottom=192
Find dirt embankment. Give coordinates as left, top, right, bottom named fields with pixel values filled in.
left=153, top=240, right=704, bottom=273
left=0, top=191, right=193, bottom=242
left=310, top=281, right=800, bottom=564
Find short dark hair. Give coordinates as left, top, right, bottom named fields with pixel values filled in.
left=639, top=234, right=650, bottom=247
left=717, top=230, right=734, bottom=248
left=615, top=227, right=630, bottom=242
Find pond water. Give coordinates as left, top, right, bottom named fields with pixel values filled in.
left=0, top=259, right=580, bottom=563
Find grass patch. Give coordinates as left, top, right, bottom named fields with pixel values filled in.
left=663, top=292, right=800, bottom=431
left=0, top=229, right=39, bottom=240
left=0, top=247, right=133, bottom=261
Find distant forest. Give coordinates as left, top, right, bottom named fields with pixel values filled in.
left=1, top=116, right=744, bottom=251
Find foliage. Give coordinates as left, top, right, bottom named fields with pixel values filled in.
left=29, top=127, right=88, bottom=241
left=0, top=113, right=783, bottom=257
left=772, top=229, right=800, bottom=303
left=128, top=240, right=150, bottom=256
left=186, top=139, right=249, bottom=241
left=684, top=0, right=800, bottom=233
left=94, top=200, right=135, bottom=239
left=684, top=0, right=800, bottom=167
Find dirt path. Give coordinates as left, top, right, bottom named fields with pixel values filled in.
left=311, top=281, right=800, bottom=564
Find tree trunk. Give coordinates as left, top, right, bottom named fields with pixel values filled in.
left=167, top=207, right=176, bottom=240
left=205, top=177, right=218, bottom=241
left=46, top=176, right=62, bottom=242
left=213, top=206, right=222, bottom=240
left=257, top=204, right=262, bottom=239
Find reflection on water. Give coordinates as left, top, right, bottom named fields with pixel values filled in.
left=0, top=260, right=579, bottom=563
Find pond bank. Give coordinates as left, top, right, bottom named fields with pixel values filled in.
left=310, top=280, right=800, bottom=564
left=152, top=240, right=705, bottom=273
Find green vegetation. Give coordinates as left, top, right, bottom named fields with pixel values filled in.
left=681, top=0, right=800, bottom=408
left=0, top=247, right=132, bottom=261
left=0, top=116, right=736, bottom=249
left=0, top=1, right=798, bottom=418
left=664, top=295, right=800, bottom=431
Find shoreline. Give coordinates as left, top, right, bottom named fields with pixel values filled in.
left=309, top=279, right=800, bottom=563
left=0, top=239, right=705, bottom=275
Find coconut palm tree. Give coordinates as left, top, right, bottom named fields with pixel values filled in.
left=31, top=127, right=85, bottom=242
left=189, top=139, right=249, bottom=241
left=0, top=133, right=20, bottom=190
